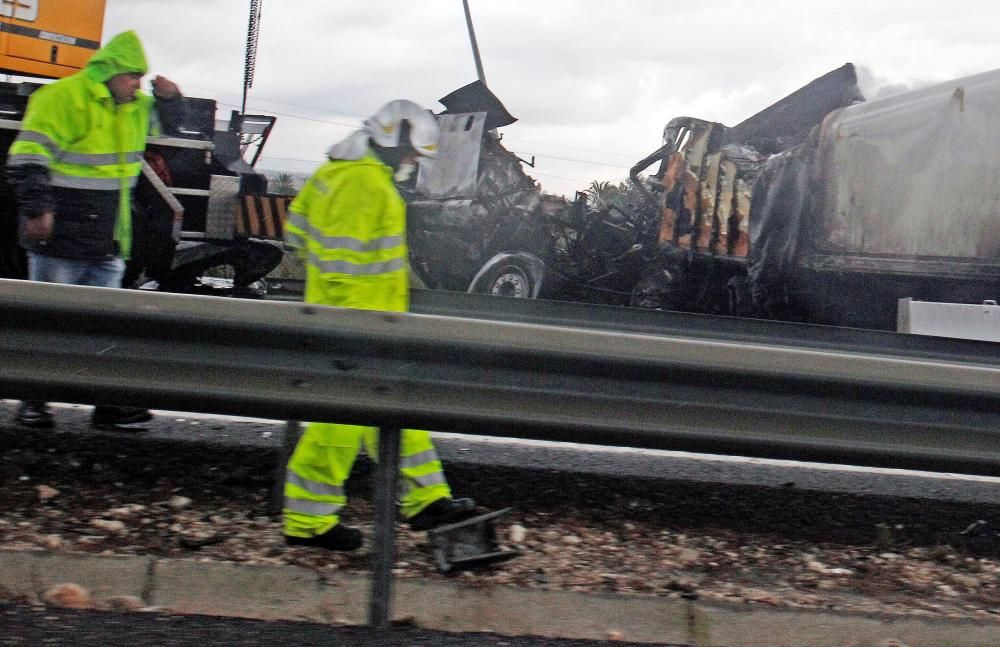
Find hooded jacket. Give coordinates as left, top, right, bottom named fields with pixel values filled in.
left=7, top=31, right=184, bottom=261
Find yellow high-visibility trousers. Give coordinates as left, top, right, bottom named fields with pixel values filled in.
left=283, top=422, right=452, bottom=537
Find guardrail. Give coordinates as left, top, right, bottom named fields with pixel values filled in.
left=2, top=278, right=1000, bottom=626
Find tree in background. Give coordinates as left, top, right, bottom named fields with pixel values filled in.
left=586, top=176, right=649, bottom=212
left=271, top=172, right=298, bottom=195
left=586, top=180, right=620, bottom=210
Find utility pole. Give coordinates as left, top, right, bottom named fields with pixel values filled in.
left=462, top=0, right=487, bottom=86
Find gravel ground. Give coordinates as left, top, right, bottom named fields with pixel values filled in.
left=3, top=428, right=1000, bottom=624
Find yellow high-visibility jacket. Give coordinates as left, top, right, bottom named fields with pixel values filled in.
left=284, top=153, right=409, bottom=311
left=7, top=30, right=179, bottom=260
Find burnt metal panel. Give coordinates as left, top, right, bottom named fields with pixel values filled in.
left=727, top=63, right=863, bottom=154
left=438, top=80, right=517, bottom=131
left=416, top=112, right=487, bottom=200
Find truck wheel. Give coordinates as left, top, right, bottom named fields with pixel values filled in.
left=724, top=276, right=752, bottom=317
left=482, top=261, right=535, bottom=298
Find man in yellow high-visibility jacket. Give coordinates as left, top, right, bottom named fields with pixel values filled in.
left=7, top=30, right=184, bottom=430
left=282, top=100, right=476, bottom=551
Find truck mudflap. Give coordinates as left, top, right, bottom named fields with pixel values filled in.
left=467, top=251, right=547, bottom=299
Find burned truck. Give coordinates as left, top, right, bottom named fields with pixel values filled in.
left=608, top=63, right=1000, bottom=330
left=405, top=81, right=668, bottom=306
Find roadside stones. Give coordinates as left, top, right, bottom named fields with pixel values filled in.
left=89, top=519, right=127, bottom=534
left=107, top=504, right=147, bottom=519
left=41, top=583, right=91, bottom=609
left=106, top=595, right=144, bottom=612
left=168, top=496, right=193, bottom=510
left=35, top=485, right=60, bottom=502
left=509, top=524, right=527, bottom=544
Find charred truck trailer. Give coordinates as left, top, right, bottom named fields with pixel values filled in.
left=405, top=66, right=999, bottom=332
left=0, top=0, right=285, bottom=294
left=625, top=63, right=1000, bottom=330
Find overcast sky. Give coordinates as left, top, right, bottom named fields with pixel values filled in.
left=105, top=0, right=1000, bottom=197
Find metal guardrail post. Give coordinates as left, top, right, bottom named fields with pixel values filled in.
left=369, top=425, right=401, bottom=629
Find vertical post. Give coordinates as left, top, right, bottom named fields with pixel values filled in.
left=462, top=0, right=487, bottom=86
left=270, top=420, right=302, bottom=518
left=368, top=425, right=401, bottom=629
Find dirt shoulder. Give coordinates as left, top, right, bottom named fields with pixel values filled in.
left=3, top=424, right=1000, bottom=628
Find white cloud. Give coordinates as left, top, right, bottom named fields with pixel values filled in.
left=103, top=0, right=1000, bottom=196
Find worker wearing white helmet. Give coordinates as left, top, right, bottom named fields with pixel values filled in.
left=281, top=99, right=475, bottom=551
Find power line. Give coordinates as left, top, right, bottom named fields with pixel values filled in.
left=510, top=150, right=632, bottom=170
left=503, top=136, right=641, bottom=161
left=213, top=100, right=360, bottom=129
left=189, top=85, right=644, bottom=166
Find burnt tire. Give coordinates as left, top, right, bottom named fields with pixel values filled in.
left=479, top=259, right=537, bottom=299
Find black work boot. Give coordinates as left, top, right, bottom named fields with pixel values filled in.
left=408, top=497, right=478, bottom=531
left=285, top=524, right=362, bottom=551
left=15, top=401, right=54, bottom=429
left=90, top=406, right=153, bottom=429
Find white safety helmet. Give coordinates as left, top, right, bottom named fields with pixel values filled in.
left=365, top=99, right=439, bottom=158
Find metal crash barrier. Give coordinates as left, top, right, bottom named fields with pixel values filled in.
left=2, top=279, right=1000, bottom=627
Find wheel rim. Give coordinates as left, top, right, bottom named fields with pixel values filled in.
left=491, top=266, right=530, bottom=298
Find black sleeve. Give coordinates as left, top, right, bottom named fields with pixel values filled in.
left=154, top=95, right=188, bottom=137
left=6, top=163, right=54, bottom=219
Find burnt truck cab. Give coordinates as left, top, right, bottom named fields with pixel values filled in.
left=624, top=64, right=866, bottom=318
left=408, top=82, right=675, bottom=306
left=403, top=81, right=555, bottom=299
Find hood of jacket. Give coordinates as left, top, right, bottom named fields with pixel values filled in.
left=83, top=30, right=148, bottom=83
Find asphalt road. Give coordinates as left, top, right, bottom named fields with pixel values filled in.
left=0, top=604, right=677, bottom=647
left=6, top=400, right=1000, bottom=507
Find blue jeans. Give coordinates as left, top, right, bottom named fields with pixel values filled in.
left=27, top=251, right=125, bottom=288
left=21, top=251, right=128, bottom=416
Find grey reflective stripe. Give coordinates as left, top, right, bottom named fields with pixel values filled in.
left=410, top=472, right=448, bottom=488
left=321, top=233, right=402, bottom=253
left=50, top=175, right=139, bottom=190
left=284, top=497, right=343, bottom=517
left=7, top=153, right=51, bottom=167
left=400, top=449, right=440, bottom=470
left=309, top=178, right=330, bottom=194
left=309, top=252, right=405, bottom=276
left=291, top=213, right=403, bottom=253
left=286, top=471, right=344, bottom=498
left=14, top=130, right=58, bottom=154
left=58, top=151, right=144, bottom=166
left=284, top=229, right=306, bottom=249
